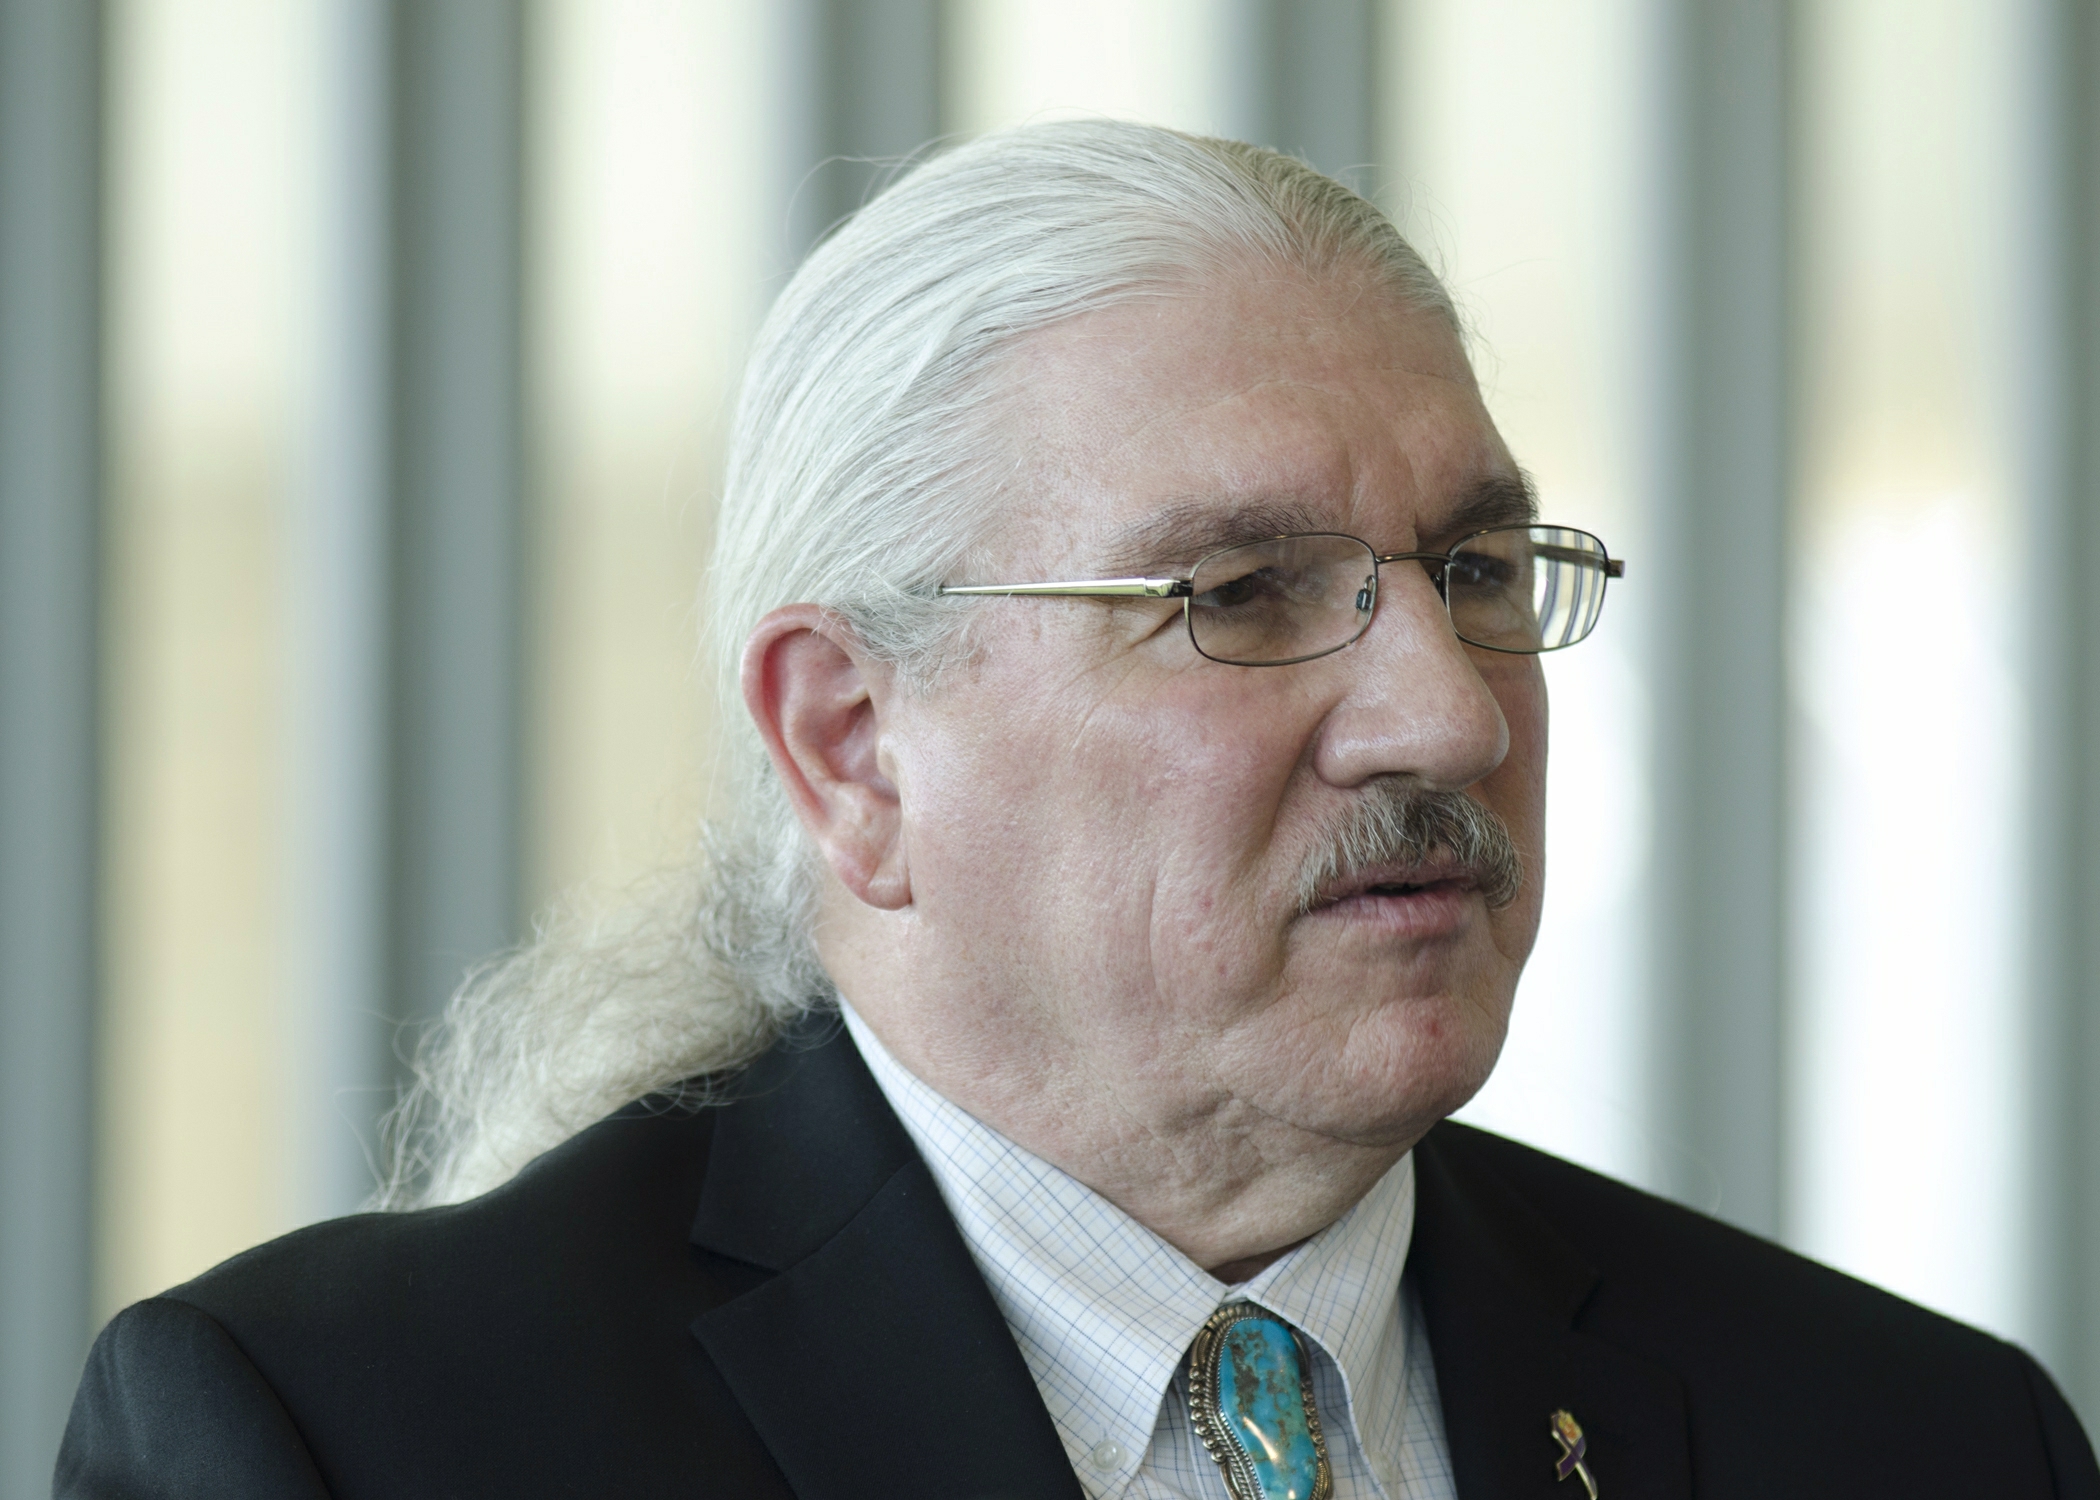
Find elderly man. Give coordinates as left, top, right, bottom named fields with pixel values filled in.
left=60, top=122, right=2097, bottom=1499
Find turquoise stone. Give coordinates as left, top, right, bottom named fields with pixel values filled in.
left=1214, top=1315, right=1322, bottom=1500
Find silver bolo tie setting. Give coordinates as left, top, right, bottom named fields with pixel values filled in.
left=1185, top=1302, right=1334, bottom=1500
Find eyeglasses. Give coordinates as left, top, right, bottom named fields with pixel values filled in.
left=939, top=524, right=1624, bottom=667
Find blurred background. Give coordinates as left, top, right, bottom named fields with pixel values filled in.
left=2, top=0, right=2097, bottom=1488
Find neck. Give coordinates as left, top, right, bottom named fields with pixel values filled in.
left=841, top=984, right=1417, bottom=1276
left=1207, top=1240, right=1312, bottom=1284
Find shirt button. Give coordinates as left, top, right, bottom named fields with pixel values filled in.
left=1088, top=1440, right=1127, bottom=1472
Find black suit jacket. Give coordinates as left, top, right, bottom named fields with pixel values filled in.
left=58, top=1021, right=2100, bottom=1498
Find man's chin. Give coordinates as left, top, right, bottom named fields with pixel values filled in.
left=1246, top=988, right=1511, bottom=1146
left=1356, top=1018, right=1504, bottom=1135
left=1280, top=912, right=1514, bottom=1008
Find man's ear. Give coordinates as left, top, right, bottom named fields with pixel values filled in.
left=741, top=605, right=910, bottom=910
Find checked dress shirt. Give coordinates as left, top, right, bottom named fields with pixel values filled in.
left=840, top=1001, right=1459, bottom=1500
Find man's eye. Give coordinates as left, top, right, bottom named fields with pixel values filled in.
left=1448, top=555, right=1517, bottom=591
left=1192, top=567, right=1292, bottom=610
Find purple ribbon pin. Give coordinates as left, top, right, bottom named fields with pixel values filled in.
left=1550, top=1410, right=1599, bottom=1499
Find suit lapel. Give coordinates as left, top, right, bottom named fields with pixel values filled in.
left=689, top=1021, right=1082, bottom=1500
left=1412, top=1125, right=1691, bottom=1500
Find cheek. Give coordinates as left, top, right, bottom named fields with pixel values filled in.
left=1474, top=654, right=1546, bottom=815
left=1516, top=670, right=1549, bottom=837
left=1085, top=681, right=1327, bottom=1008
left=891, top=671, right=1175, bottom=914
left=1103, top=677, right=1316, bottom=882
left=896, top=663, right=1314, bottom=972
left=1480, top=659, right=1549, bottom=951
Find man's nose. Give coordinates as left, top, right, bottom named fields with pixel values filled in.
left=1311, top=565, right=1510, bottom=791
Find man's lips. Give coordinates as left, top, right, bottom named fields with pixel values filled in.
left=1306, top=861, right=1482, bottom=911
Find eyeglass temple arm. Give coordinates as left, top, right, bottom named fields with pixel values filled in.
left=1518, top=544, right=1625, bottom=577
left=1531, top=547, right=1625, bottom=577
left=1374, top=545, right=1626, bottom=579
left=938, top=578, right=1192, bottom=598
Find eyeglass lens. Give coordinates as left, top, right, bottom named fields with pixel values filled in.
left=1184, top=525, right=1612, bottom=666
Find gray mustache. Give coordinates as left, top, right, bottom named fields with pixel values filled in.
left=1293, top=783, right=1524, bottom=916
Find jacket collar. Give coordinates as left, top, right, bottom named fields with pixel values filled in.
left=685, top=1020, right=1691, bottom=1500
left=1412, top=1123, right=1691, bottom=1499
left=688, top=1018, right=1083, bottom=1500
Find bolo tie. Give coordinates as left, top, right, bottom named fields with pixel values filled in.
left=1186, top=1302, right=1334, bottom=1500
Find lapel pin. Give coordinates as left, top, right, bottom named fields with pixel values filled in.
left=1550, top=1409, right=1598, bottom=1499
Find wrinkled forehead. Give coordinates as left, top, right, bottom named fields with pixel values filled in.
left=984, top=264, right=1527, bottom=576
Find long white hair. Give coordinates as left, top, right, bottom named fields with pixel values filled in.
left=375, top=118, right=1457, bottom=1210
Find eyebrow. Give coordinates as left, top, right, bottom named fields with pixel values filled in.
left=1092, top=471, right=1540, bottom=577
left=1427, top=471, right=1539, bottom=544
left=1095, top=498, right=1328, bottom=577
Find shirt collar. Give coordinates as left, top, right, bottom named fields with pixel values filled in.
left=838, top=999, right=1417, bottom=1497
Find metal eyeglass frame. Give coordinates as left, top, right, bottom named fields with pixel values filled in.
left=937, top=523, right=1627, bottom=667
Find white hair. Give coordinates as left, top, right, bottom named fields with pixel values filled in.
left=375, top=118, right=1457, bottom=1210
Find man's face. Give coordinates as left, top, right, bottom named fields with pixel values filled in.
left=869, top=262, right=1545, bottom=1152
